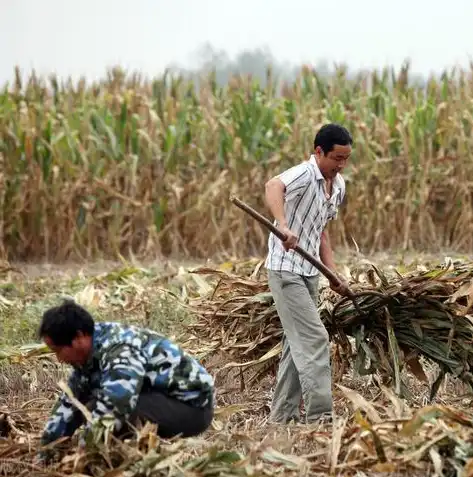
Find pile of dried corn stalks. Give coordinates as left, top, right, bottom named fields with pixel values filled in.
left=184, top=258, right=473, bottom=398
left=3, top=384, right=473, bottom=476
left=3, top=259, right=473, bottom=475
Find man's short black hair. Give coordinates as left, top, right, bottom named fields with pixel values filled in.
left=314, top=123, right=353, bottom=154
left=38, top=299, right=95, bottom=346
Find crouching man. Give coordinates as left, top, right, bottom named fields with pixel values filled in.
left=37, top=300, right=214, bottom=460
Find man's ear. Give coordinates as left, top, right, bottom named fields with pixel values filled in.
left=71, top=331, right=86, bottom=344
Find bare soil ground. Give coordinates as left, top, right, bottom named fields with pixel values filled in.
left=1, top=252, right=472, bottom=476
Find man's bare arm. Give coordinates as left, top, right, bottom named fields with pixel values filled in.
left=264, top=178, right=287, bottom=226
left=320, top=227, right=350, bottom=296
left=264, top=178, right=298, bottom=250
left=319, top=228, right=337, bottom=272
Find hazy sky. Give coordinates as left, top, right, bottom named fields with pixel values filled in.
left=2, top=0, right=472, bottom=85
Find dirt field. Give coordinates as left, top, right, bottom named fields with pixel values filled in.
left=1, top=253, right=473, bottom=476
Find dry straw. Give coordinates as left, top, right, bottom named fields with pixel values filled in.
left=2, top=259, right=473, bottom=474
left=184, top=258, right=473, bottom=402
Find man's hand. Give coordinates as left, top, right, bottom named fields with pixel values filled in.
left=32, top=454, right=45, bottom=466
left=330, top=275, right=351, bottom=297
left=33, top=450, right=52, bottom=467
left=279, top=225, right=298, bottom=251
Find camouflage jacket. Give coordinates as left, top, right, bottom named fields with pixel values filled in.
left=40, top=322, right=214, bottom=447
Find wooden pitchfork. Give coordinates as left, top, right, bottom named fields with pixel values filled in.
left=230, top=196, right=384, bottom=319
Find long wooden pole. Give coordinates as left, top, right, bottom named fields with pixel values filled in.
left=229, top=196, right=365, bottom=316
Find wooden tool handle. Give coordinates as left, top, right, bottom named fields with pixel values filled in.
left=230, top=195, right=346, bottom=289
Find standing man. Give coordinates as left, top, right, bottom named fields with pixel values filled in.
left=264, top=123, right=352, bottom=425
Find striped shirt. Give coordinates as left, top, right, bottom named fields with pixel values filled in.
left=264, top=155, right=345, bottom=276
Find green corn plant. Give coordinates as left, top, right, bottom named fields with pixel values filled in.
left=0, top=62, right=472, bottom=261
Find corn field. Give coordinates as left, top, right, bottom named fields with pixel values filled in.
left=1, top=63, right=473, bottom=262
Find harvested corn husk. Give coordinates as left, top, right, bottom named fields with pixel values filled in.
left=184, top=259, right=473, bottom=399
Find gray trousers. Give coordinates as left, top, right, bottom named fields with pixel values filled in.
left=268, top=270, right=332, bottom=423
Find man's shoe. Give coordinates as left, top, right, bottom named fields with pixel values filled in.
left=306, top=413, right=333, bottom=427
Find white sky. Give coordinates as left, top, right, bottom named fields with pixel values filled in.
left=1, top=0, right=472, bottom=85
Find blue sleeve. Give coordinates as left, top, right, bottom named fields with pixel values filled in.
left=79, top=344, right=147, bottom=446
left=39, top=369, right=84, bottom=446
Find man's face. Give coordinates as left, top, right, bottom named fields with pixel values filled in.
left=44, top=333, right=91, bottom=367
left=316, top=144, right=351, bottom=179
